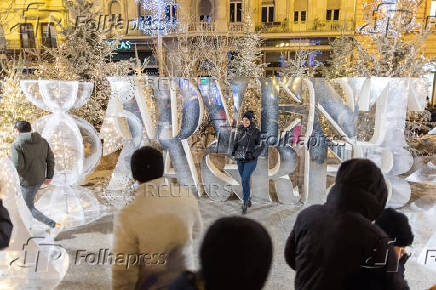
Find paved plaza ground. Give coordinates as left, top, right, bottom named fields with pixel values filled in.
left=54, top=183, right=436, bottom=290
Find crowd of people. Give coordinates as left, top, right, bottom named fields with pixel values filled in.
left=1, top=119, right=436, bottom=289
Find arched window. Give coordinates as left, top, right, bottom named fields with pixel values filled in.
left=199, top=0, right=212, bottom=21
left=138, top=3, right=146, bottom=17
left=137, top=3, right=152, bottom=28
left=110, top=0, right=121, bottom=17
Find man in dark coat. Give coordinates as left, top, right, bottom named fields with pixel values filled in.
left=284, top=158, right=409, bottom=290
left=10, top=121, right=57, bottom=228
left=0, top=199, right=12, bottom=249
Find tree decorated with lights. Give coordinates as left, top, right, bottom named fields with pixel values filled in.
left=136, top=0, right=178, bottom=76
left=281, top=48, right=321, bottom=78
left=356, top=0, right=431, bottom=77
left=326, top=0, right=433, bottom=78
left=34, top=0, right=131, bottom=129
left=322, top=36, right=356, bottom=79
left=228, top=14, right=266, bottom=79
left=0, top=57, right=44, bottom=152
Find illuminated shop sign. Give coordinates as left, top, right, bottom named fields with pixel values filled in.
left=107, top=40, right=132, bottom=50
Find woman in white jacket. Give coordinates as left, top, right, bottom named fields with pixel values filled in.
left=112, top=146, right=202, bottom=290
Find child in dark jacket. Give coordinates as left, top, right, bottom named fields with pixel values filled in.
left=375, top=208, right=414, bottom=279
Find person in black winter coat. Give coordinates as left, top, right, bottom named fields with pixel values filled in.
left=0, top=199, right=12, bottom=250
left=284, top=158, right=409, bottom=290
left=231, top=111, right=263, bottom=214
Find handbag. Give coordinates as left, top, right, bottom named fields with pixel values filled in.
left=234, top=145, right=248, bottom=161
left=234, top=131, right=251, bottom=161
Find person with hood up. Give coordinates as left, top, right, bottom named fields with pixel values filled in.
left=231, top=111, right=264, bottom=214
left=284, top=158, right=409, bottom=290
left=10, top=121, right=57, bottom=228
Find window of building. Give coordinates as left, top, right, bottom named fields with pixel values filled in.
left=138, top=3, right=147, bottom=17
left=326, top=9, right=332, bottom=20
left=333, top=9, right=340, bottom=20
left=20, top=23, right=35, bottom=48
left=294, top=0, right=308, bottom=23
left=166, top=4, right=177, bottom=22
left=199, top=0, right=212, bottom=22
left=41, top=23, right=57, bottom=48
left=230, top=2, right=242, bottom=22
left=262, top=7, right=267, bottom=22
left=301, top=11, right=306, bottom=22
left=327, top=0, right=340, bottom=21
left=110, top=0, right=121, bottom=17
left=261, top=5, right=274, bottom=23
left=431, top=1, right=436, bottom=16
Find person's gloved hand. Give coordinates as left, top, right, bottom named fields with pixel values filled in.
left=246, top=152, right=253, bottom=160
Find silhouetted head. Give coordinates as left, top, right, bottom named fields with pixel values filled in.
left=200, top=216, right=273, bottom=290
left=14, top=121, right=31, bottom=133
left=376, top=208, right=414, bottom=247
left=242, top=111, right=254, bottom=128
left=327, top=158, right=388, bottom=221
left=130, top=146, right=164, bottom=184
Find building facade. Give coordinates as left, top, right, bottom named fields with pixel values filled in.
left=100, top=0, right=436, bottom=74
left=2, top=0, right=436, bottom=69
left=1, top=0, right=435, bottom=102
left=0, top=0, right=67, bottom=53
left=101, top=0, right=436, bottom=104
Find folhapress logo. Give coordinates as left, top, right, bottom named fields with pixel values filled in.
left=9, top=237, right=65, bottom=273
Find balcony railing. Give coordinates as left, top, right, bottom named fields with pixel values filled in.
left=257, top=20, right=355, bottom=33
left=228, top=22, right=245, bottom=32
left=187, top=21, right=216, bottom=32
left=4, top=39, right=57, bottom=50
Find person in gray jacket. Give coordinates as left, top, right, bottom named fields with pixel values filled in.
left=10, top=121, right=57, bottom=228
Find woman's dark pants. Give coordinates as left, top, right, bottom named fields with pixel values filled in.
left=237, top=160, right=257, bottom=203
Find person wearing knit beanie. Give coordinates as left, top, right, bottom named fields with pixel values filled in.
left=242, top=111, right=254, bottom=123
left=232, top=111, right=264, bottom=214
